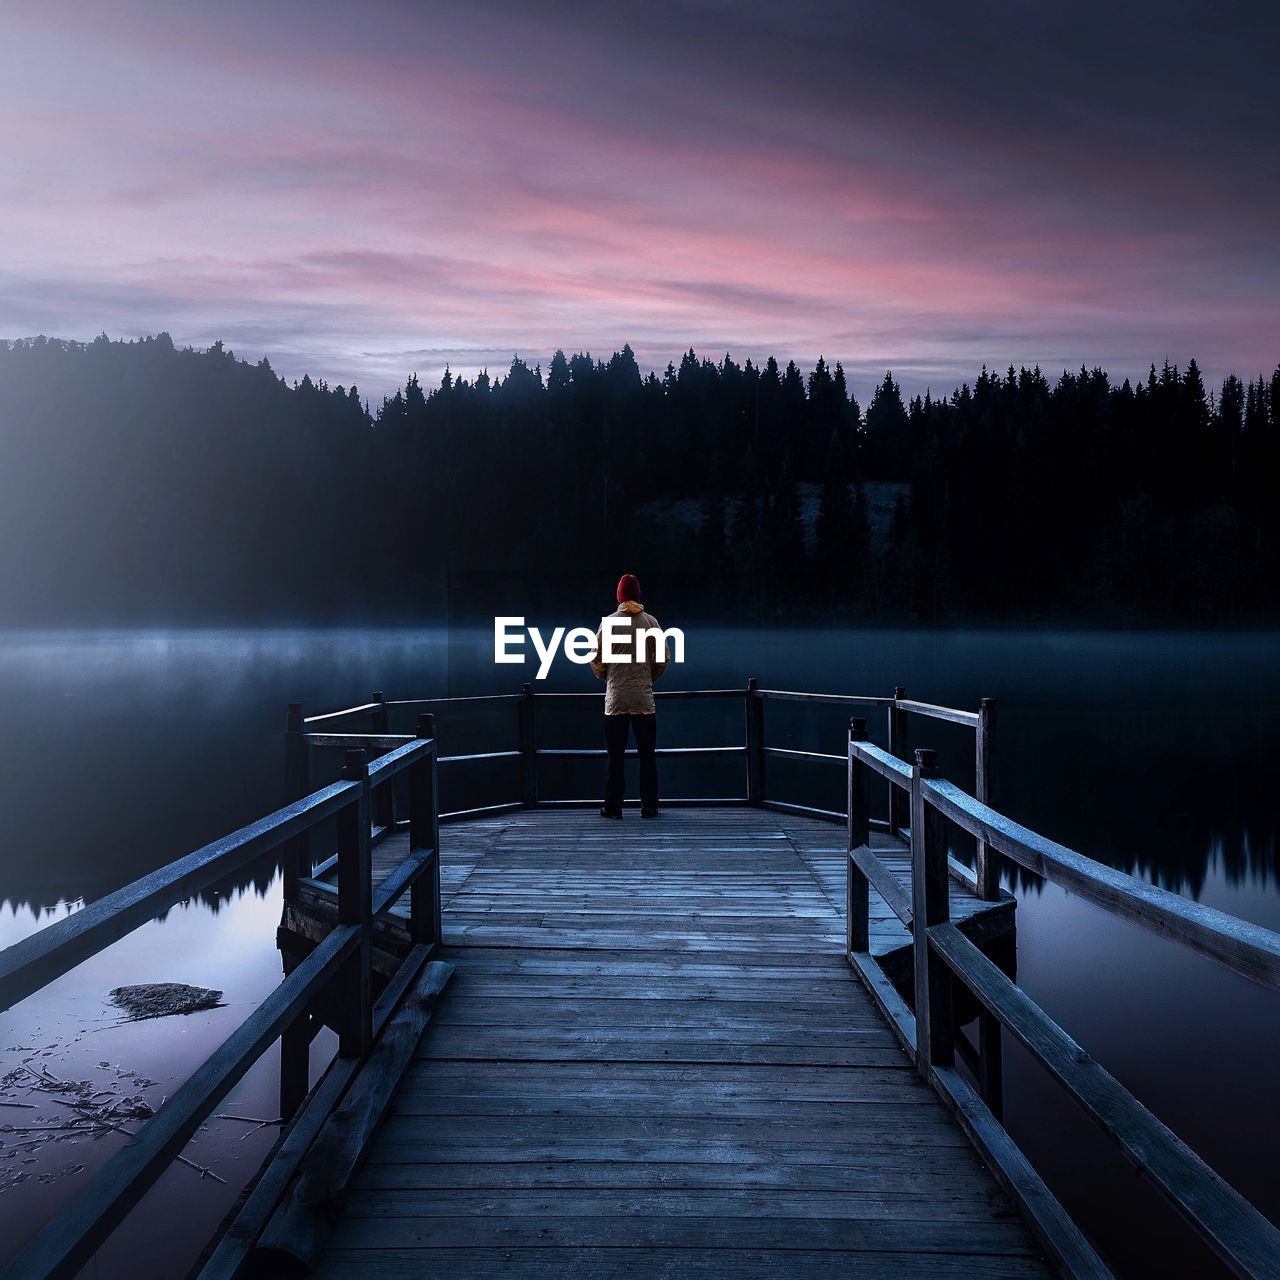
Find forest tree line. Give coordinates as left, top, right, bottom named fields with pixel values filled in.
left=0, top=333, right=1276, bottom=625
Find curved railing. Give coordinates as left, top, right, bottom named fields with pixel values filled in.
left=295, top=681, right=995, bottom=866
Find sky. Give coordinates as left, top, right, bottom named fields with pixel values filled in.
left=2, top=0, right=1277, bottom=403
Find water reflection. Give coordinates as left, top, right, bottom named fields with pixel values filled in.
left=0, top=629, right=450, bottom=912
left=0, top=871, right=319, bottom=1279
left=2, top=627, right=1276, bottom=913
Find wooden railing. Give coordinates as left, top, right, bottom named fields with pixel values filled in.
left=0, top=730, right=442, bottom=1280
left=9, top=678, right=1279, bottom=1277
left=846, top=722, right=1280, bottom=1280
left=297, top=683, right=994, bottom=890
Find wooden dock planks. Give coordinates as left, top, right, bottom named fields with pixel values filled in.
left=311, top=807, right=1047, bottom=1278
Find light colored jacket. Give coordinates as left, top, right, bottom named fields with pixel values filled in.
left=590, top=600, right=669, bottom=714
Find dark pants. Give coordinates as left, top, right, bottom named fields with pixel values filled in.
left=603, top=714, right=659, bottom=814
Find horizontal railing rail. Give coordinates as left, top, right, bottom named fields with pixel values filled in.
left=845, top=721, right=1280, bottom=1280
left=0, top=780, right=357, bottom=1016
left=756, top=688, right=895, bottom=705
left=0, top=729, right=442, bottom=1280
left=306, top=731, right=413, bottom=751
left=892, top=697, right=981, bottom=728
left=764, top=745, right=847, bottom=763
left=850, top=739, right=914, bottom=784
left=921, top=776, right=1280, bottom=994
left=300, top=700, right=385, bottom=726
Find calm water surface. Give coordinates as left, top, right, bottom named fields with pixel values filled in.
left=0, top=627, right=1277, bottom=1277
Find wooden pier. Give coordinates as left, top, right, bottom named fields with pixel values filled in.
left=301, top=806, right=1037, bottom=1278
left=3, top=683, right=1280, bottom=1279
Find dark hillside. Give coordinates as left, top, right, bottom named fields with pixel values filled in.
left=1, top=336, right=1276, bottom=625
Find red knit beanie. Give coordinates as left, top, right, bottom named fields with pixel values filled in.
left=616, top=573, right=641, bottom=603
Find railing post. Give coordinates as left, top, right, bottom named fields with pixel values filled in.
left=976, top=697, right=999, bottom=900
left=745, top=678, right=765, bottom=805
left=910, top=747, right=953, bottom=1075
left=978, top=1007, right=1005, bottom=1121
left=976, top=694, right=1004, bottom=1115
left=371, top=690, right=396, bottom=832
left=888, top=686, right=908, bottom=837
left=335, top=750, right=372, bottom=1059
left=411, top=714, right=443, bottom=947
left=283, top=702, right=310, bottom=897
left=846, top=718, right=870, bottom=957
left=518, top=683, right=538, bottom=807
left=279, top=1015, right=311, bottom=1121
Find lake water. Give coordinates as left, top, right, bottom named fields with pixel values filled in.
left=1, top=627, right=1277, bottom=1277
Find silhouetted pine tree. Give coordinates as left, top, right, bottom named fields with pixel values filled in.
left=864, top=371, right=909, bottom=479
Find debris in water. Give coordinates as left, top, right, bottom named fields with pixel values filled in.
left=217, top=1112, right=284, bottom=1139
left=108, top=983, right=224, bottom=1021
left=0, top=1047, right=227, bottom=1193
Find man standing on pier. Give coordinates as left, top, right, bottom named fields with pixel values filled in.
left=592, top=574, right=669, bottom=819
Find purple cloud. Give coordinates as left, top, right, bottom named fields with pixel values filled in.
left=1, top=0, right=1276, bottom=403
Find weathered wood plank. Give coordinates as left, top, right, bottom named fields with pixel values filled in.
left=313, top=1247, right=1051, bottom=1278
left=389, top=1094, right=964, bottom=1120
left=340, top=1186, right=1015, bottom=1222
left=416, top=1032, right=907, bottom=1066
left=363, top=1135, right=990, bottom=1164
left=400, top=1059, right=921, bottom=1088
left=325, top=1214, right=1040, bottom=1253
left=430, top=995, right=891, bottom=1026
left=253, top=961, right=454, bottom=1273
left=198, top=944, right=438, bottom=1280
left=352, top=1157, right=989, bottom=1192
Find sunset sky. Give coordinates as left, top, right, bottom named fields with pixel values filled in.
left=2, top=0, right=1276, bottom=402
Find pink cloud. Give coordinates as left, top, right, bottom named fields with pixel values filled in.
left=0, top=0, right=1275, bottom=400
